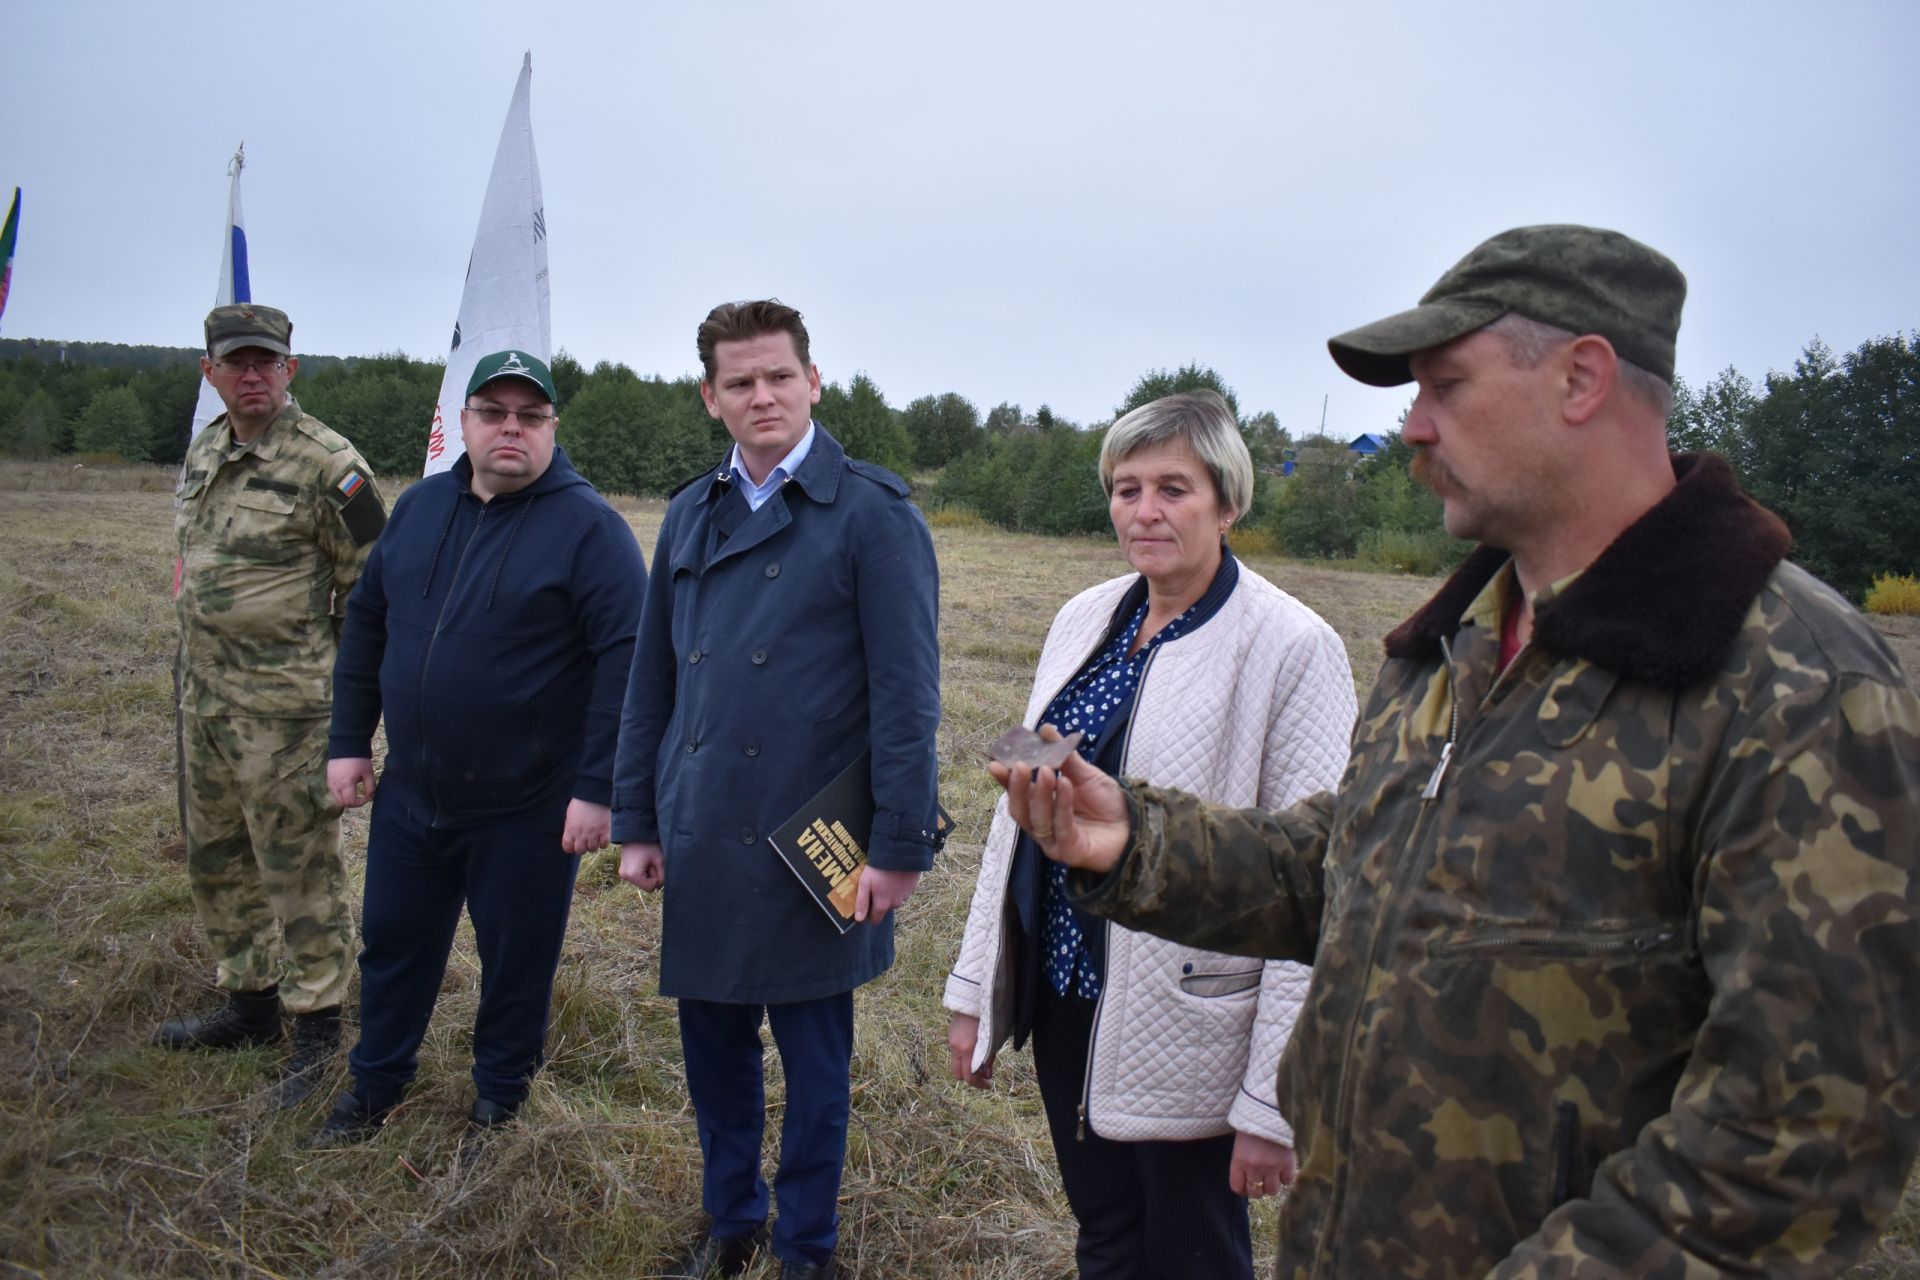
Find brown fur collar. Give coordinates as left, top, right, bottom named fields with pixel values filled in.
left=1382, top=453, right=1792, bottom=691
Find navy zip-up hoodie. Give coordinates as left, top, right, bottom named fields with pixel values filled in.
left=328, top=445, right=646, bottom=828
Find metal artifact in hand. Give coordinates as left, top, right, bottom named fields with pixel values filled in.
left=988, top=726, right=1084, bottom=769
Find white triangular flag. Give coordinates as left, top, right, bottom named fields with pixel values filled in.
left=424, top=52, right=551, bottom=475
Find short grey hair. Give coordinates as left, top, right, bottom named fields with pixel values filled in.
left=1485, top=313, right=1675, bottom=419
left=1099, top=390, right=1253, bottom=521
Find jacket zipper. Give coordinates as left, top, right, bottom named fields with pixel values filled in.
left=1077, top=645, right=1158, bottom=1141
left=416, top=502, right=486, bottom=825
left=1322, top=632, right=1494, bottom=1271
left=973, top=627, right=1114, bottom=1076
left=1422, top=633, right=1531, bottom=802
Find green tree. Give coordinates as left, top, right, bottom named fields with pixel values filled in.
left=72, top=386, right=151, bottom=461
left=934, top=428, right=1108, bottom=536
left=1667, top=367, right=1759, bottom=467
left=1116, top=363, right=1241, bottom=421
left=551, top=350, right=587, bottom=405
left=1353, top=434, right=1444, bottom=534
left=983, top=401, right=1023, bottom=437
left=130, top=365, right=203, bottom=466
left=296, top=352, right=443, bottom=482
left=1, top=388, right=60, bottom=458
left=1241, top=409, right=1291, bottom=470
left=1270, top=434, right=1360, bottom=557
left=563, top=373, right=714, bottom=496
left=1739, top=334, right=1919, bottom=598
left=902, top=392, right=982, bottom=469
left=818, top=374, right=912, bottom=474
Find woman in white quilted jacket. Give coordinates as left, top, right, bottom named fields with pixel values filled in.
left=945, top=391, right=1358, bottom=1279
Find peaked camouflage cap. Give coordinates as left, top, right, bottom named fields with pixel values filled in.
left=465, top=349, right=558, bottom=404
left=1327, top=225, right=1687, bottom=387
left=205, top=304, right=293, bottom=358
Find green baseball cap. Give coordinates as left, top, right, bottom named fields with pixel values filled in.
left=205, top=304, right=293, bottom=358
left=465, top=349, right=557, bottom=403
left=1327, top=225, right=1687, bottom=387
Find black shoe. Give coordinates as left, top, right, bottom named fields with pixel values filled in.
left=662, top=1224, right=769, bottom=1278
left=778, top=1259, right=839, bottom=1280
left=269, top=1007, right=342, bottom=1110
left=305, top=1088, right=389, bottom=1148
left=154, top=987, right=283, bottom=1050
left=467, top=1097, right=519, bottom=1130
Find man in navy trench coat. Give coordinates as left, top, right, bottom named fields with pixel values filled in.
left=612, top=300, right=942, bottom=1280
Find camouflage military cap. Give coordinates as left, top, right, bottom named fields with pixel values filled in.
left=465, top=349, right=557, bottom=404
left=1327, top=225, right=1687, bottom=387
left=205, top=304, right=294, bottom=358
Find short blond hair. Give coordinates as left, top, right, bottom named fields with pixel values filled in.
left=1099, top=391, right=1253, bottom=521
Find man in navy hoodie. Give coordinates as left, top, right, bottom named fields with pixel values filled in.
left=312, top=350, right=647, bottom=1142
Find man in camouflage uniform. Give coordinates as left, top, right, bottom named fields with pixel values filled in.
left=159, top=304, right=387, bottom=1110
left=997, top=226, right=1920, bottom=1277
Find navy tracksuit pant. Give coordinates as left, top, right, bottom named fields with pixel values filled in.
left=678, top=992, right=855, bottom=1268
left=348, top=790, right=579, bottom=1110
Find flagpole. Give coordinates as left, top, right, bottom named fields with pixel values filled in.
left=424, top=52, right=551, bottom=475
left=177, top=142, right=249, bottom=846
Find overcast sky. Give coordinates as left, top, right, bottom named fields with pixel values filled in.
left=5, top=2, right=1916, bottom=438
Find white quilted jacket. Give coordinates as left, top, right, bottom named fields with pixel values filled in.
left=945, top=564, right=1357, bottom=1144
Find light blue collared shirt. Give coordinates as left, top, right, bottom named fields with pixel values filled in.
left=728, top=422, right=817, bottom=512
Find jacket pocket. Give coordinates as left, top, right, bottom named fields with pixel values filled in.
left=1177, top=967, right=1263, bottom=998
left=1430, top=920, right=1683, bottom=960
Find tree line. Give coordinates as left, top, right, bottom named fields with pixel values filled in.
left=0, top=331, right=1912, bottom=599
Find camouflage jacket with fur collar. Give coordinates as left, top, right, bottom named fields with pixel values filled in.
left=1074, top=454, right=1920, bottom=1278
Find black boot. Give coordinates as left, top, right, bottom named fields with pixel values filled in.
left=269, top=1007, right=342, bottom=1110
left=306, top=1087, right=391, bottom=1148
left=153, top=987, right=283, bottom=1050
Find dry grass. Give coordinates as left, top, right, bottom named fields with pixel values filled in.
left=2, top=461, right=1915, bottom=1278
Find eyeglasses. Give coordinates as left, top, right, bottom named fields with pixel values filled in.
left=463, top=405, right=556, bottom=427
left=213, top=357, right=288, bottom=375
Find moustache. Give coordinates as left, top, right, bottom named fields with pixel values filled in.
left=1409, top=447, right=1458, bottom=494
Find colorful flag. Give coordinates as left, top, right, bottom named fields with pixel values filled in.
left=0, top=187, right=20, bottom=330
left=188, top=145, right=252, bottom=440
left=424, top=52, right=552, bottom=475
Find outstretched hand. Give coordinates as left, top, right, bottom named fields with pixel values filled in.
left=987, top=725, right=1131, bottom=874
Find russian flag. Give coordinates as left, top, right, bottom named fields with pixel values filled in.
left=189, top=145, right=252, bottom=441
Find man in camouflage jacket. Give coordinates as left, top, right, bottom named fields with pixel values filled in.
left=159, top=304, right=387, bottom=1108
left=996, top=226, right=1920, bottom=1277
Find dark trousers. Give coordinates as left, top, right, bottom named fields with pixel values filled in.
left=1032, top=982, right=1254, bottom=1280
left=347, top=791, right=579, bottom=1110
left=677, top=992, right=855, bottom=1267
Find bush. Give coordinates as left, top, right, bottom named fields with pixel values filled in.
left=1227, top=526, right=1283, bottom=559
left=1864, top=573, right=1920, bottom=616
left=933, top=429, right=1109, bottom=536
left=1354, top=527, right=1471, bottom=577
left=923, top=504, right=990, bottom=531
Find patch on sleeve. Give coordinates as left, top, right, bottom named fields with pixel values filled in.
left=325, top=467, right=387, bottom=547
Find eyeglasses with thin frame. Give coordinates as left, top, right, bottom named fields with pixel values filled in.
left=213, top=357, right=288, bottom=376
left=463, top=404, right=556, bottom=427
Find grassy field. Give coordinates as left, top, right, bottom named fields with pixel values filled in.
left=2, top=459, right=1916, bottom=1279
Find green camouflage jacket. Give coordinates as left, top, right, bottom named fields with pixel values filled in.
left=1074, top=455, right=1920, bottom=1278
left=175, top=397, right=386, bottom=717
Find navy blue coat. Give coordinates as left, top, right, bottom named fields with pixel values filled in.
left=611, top=427, right=942, bottom=1003
left=330, top=446, right=646, bottom=827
